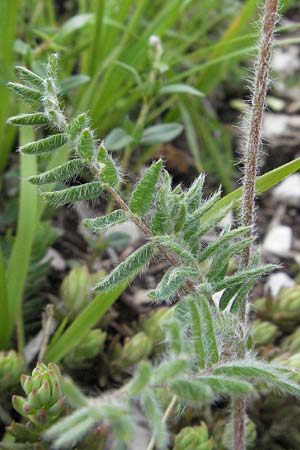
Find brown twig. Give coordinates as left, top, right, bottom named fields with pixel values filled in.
left=233, top=2, right=279, bottom=450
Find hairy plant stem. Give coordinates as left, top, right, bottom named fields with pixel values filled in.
left=233, top=2, right=279, bottom=450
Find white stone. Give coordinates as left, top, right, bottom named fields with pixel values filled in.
left=263, top=225, right=293, bottom=256
left=273, top=173, right=300, bottom=206
left=44, top=248, right=66, bottom=271
left=264, top=271, right=295, bottom=297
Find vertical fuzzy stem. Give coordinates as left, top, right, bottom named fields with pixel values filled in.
left=233, top=2, right=279, bottom=450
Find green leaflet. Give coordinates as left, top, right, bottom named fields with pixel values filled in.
left=198, top=227, right=249, bottom=263
left=198, top=295, right=219, bottom=365
left=196, top=205, right=232, bottom=241
left=170, top=379, right=213, bottom=403
left=67, top=113, right=88, bottom=138
left=77, top=128, right=94, bottom=161
left=127, top=362, right=152, bottom=396
left=185, top=174, right=205, bottom=213
left=151, top=184, right=172, bottom=235
left=219, top=284, right=242, bottom=311
left=83, top=209, right=128, bottom=233
left=42, top=181, right=102, bottom=206
left=7, top=113, right=49, bottom=126
left=212, top=264, right=275, bottom=292
left=129, top=160, right=163, bottom=216
left=230, top=279, right=256, bottom=313
left=152, top=235, right=196, bottom=265
left=188, top=296, right=205, bottom=369
left=28, top=159, right=85, bottom=185
left=95, top=243, right=154, bottom=292
left=206, top=237, right=252, bottom=283
left=141, top=389, right=167, bottom=450
left=197, top=376, right=253, bottom=395
left=149, top=266, right=198, bottom=301
left=15, top=66, right=44, bottom=88
left=47, top=53, right=59, bottom=79
left=152, top=358, right=188, bottom=384
left=7, top=82, right=41, bottom=103
left=20, top=133, right=67, bottom=155
left=162, top=320, right=184, bottom=355
left=174, top=202, right=187, bottom=233
left=97, top=143, right=120, bottom=186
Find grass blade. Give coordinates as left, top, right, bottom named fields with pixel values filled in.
left=6, top=126, right=38, bottom=349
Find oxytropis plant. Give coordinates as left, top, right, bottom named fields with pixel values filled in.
left=7, top=12, right=298, bottom=450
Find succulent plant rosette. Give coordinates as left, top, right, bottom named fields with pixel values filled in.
left=12, top=363, right=65, bottom=430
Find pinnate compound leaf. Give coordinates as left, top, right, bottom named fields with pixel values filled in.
left=83, top=210, right=128, bottom=233
left=149, top=266, right=198, bottom=301
left=42, top=181, right=102, bottom=206
left=129, top=160, right=163, bottom=216
left=28, top=159, right=85, bottom=185
left=7, top=113, right=50, bottom=126
left=95, top=243, right=154, bottom=292
left=97, top=144, right=120, bottom=186
left=20, top=133, right=67, bottom=155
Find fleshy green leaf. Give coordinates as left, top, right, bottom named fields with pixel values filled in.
left=129, top=160, right=163, bottom=216
left=83, top=209, right=128, bottom=233
left=20, top=133, right=67, bottom=155
left=28, top=159, right=85, bottom=185
left=42, top=181, right=102, bottom=206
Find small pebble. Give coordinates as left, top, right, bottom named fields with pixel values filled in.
left=263, top=225, right=293, bottom=256
left=264, top=271, right=295, bottom=297
left=273, top=173, right=300, bottom=206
